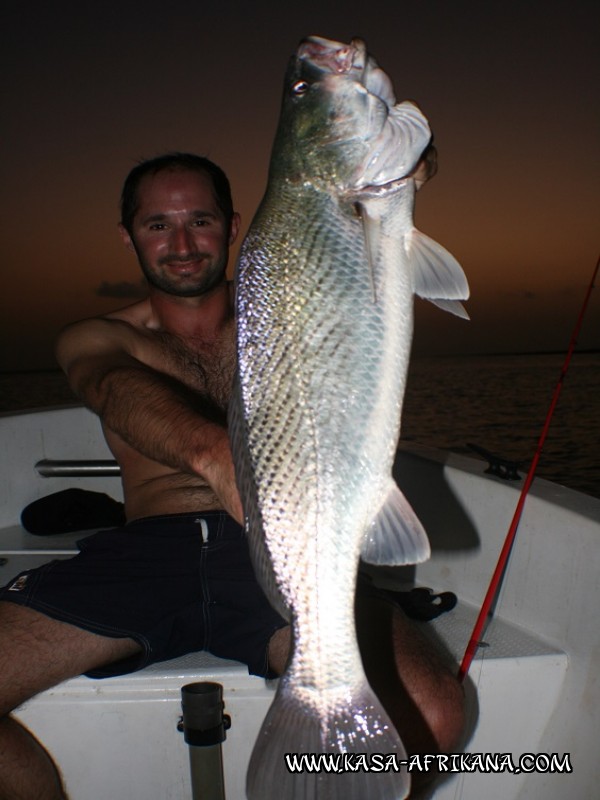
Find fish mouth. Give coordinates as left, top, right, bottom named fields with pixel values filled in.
left=297, top=36, right=366, bottom=75
left=296, top=36, right=431, bottom=189
left=298, top=36, right=397, bottom=107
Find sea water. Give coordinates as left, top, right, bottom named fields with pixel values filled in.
left=402, top=352, right=600, bottom=498
left=1, top=352, right=598, bottom=498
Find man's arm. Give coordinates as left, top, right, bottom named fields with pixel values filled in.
left=55, top=318, right=243, bottom=523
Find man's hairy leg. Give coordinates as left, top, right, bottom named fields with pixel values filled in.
left=0, top=602, right=141, bottom=800
left=356, top=592, right=465, bottom=789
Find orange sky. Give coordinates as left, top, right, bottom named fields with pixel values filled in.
left=2, top=1, right=598, bottom=370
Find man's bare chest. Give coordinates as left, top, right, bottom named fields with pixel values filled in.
left=154, top=328, right=236, bottom=410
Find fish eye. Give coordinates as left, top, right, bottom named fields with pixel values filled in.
left=292, top=80, right=309, bottom=96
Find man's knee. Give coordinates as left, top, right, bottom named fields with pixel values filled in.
left=0, top=714, right=68, bottom=799
left=389, top=605, right=466, bottom=752
left=422, top=669, right=465, bottom=753
left=267, top=624, right=291, bottom=675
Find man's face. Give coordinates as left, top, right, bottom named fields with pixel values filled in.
left=121, top=169, right=239, bottom=297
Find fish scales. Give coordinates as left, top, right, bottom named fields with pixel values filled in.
left=230, top=35, right=469, bottom=800
left=239, top=210, right=403, bottom=594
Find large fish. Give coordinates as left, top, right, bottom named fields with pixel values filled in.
left=229, top=35, right=469, bottom=799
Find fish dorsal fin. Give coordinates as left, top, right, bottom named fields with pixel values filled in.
left=407, top=228, right=470, bottom=317
left=361, top=479, right=430, bottom=565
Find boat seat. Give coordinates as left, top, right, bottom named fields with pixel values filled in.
left=16, top=649, right=276, bottom=800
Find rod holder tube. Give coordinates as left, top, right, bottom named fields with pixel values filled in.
left=180, top=682, right=230, bottom=800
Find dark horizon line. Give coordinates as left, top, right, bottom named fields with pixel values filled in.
left=411, top=347, right=600, bottom=360
left=2, top=347, right=599, bottom=375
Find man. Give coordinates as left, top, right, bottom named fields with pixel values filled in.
left=0, top=153, right=463, bottom=799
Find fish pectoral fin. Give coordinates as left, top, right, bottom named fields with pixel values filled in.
left=356, top=200, right=381, bottom=303
left=407, top=229, right=470, bottom=317
left=361, top=481, right=430, bottom=565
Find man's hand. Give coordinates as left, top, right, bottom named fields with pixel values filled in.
left=413, top=143, right=438, bottom=191
left=198, top=428, right=244, bottom=525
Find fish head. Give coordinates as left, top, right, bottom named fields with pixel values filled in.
left=270, top=36, right=432, bottom=193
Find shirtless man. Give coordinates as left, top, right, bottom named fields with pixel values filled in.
left=0, top=153, right=463, bottom=799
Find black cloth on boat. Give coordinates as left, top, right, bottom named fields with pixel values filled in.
left=358, top=572, right=457, bottom=621
left=21, top=489, right=126, bottom=535
left=380, top=586, right=457, bottom=621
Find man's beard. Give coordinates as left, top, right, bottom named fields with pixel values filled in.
left=137, top=251, right=227, bottom=298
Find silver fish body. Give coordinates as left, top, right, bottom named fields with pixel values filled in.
left=230, top=36, right=469, bottom=800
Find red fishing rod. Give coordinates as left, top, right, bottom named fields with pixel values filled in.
left=458, top=254, right=599, bottom=682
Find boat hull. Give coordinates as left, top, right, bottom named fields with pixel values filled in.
left=1, top=406, right=598, bottom=799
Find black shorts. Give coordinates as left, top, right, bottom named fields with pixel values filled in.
left=0, top=512, right=287, bottom=679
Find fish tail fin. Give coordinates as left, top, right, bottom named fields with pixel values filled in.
left=408, top=228, right=470, bottom=318
left=362, top=480, right=430, bottom=565
left=247, top=675, right=410, bottom=799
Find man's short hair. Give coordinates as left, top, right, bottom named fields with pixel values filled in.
left=120, top=153, right=234, bottom=235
